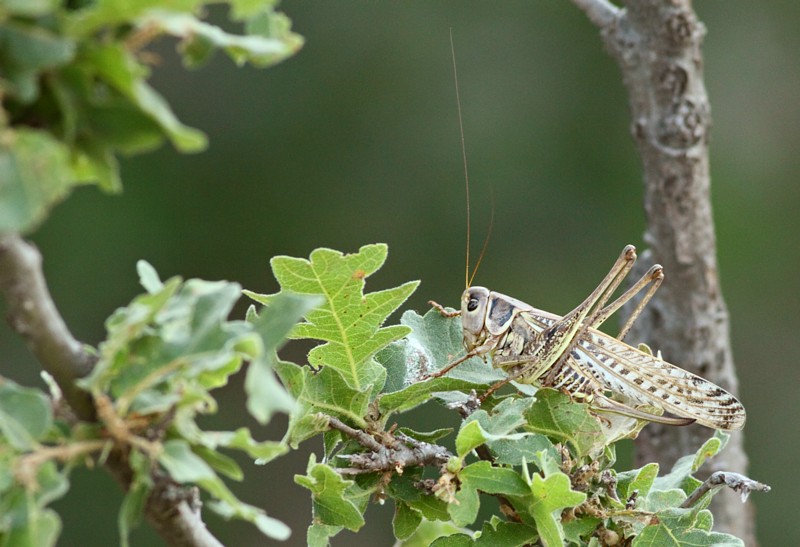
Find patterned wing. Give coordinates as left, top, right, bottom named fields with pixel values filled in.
left=570, top=329, right=745, bottom=430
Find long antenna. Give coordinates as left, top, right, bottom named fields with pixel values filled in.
left=450, top=29, right=471, bottom=289
left=450, top=29, right=493, bottom=289
left=469, top=187, right=494, bottom=287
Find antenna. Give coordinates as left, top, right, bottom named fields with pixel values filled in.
left=450, top=29, right=493, bottom=289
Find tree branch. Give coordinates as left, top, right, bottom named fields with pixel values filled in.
left=325, top=415, right=452, bottom=473
left=0, top=235, right=96, bottom=419
left=0, top=234, right=223, bottom=547
left=681, top=471, right=770, bottom=509
left=570, top=0, right=754, bottom=542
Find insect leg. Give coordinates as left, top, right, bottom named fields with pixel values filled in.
left=478, top=373, right=513, bottom=402
left=537, top=245, right=637, bottom=367
left=536, top=246, right=638, bottom=379
left=422, top=350, right=478, bottom=380
left=590, top=392, right=695, bottom=426
left=564, top=245, right=638, bottom=327
left=428, top=300, right=461, bottom=318
left=591, top=264, right=664, bottom=339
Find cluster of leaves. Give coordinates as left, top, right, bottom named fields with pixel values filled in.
left=0, top=0, right=302, bottom=235
left=0, top=240, right=756, bottom=545
left=251, top=244, right=749, bottom=547
left=0, top=260, right=320, bottom=545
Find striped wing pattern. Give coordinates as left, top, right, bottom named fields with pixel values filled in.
left=517, top=309, right=745, bottom=430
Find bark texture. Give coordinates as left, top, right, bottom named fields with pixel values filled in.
left=569, top=0, right=754, bottom=543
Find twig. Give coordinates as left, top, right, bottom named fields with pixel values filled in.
left=0, top=234, right=223, bottom=547
left=324, top=415, right=451, bottom=473
left=15, top=440, right=109, bottom=488
left=325, top=414, right=384, bottom=452
left=681, top=471, right=770, bottom=509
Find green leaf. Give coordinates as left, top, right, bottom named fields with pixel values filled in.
left=192, top=445, right=243, bottom=481
left=616, top=462, right=660, bottom=502
left=158, top=439, right=216, bottom=483
left=82, top=44, right=207, bottom=152
left=456, top=399, right=552, bottom=465
left=83, top=262, right=305, bottom=445
left=1, top=506, right=61, bottom=547
left=652, top=433, right=723, bottom=495
left=259, top=244, right=418, bottom=392
left=397, top=518, right=473, bottom=547
left=278, top=365, right=373, bottom=447
left=0, top=129, right=82, bottom=234
left=642, top=489, right=688, bottom=512
left=563, top=516, right=602, bottom=545
left=294, top=454, right=365, bottom=531
left=208, top=498, right=291, bottom=541
left=449, top=481, right=479, bottom=528
left=455, top=420, right=486, bottom=459
left=449, top=461, right=529, bottom=527
left=378, top=376, right=487, bottom=416
left=474, top=520, right=538, bottom=546
left=245, top=291, right=321, bottom=424
left=431, top=535, right=474, bottom=547
left=307, top=523, right=343, bottom=547
left=692, top=434, right=725, bottom=472
left=632, top=508, right=744, bottom=547
left=0, top=22, right=75, bottom=102
left=380, top=308, right=504, bottom=392
left=525, top=472, right=586, bottom=547
left=0, top=379, right=53, bottom=450
left=529, top=446, right=563, bottom=478
left=136, top=260, right=163, bottom=293
left=0, top=461, right=68, bottom=547
left=696, top=509, right=713, bottom=532
left=388, top=474, right=450, bottom=522
left=459, top=461, right=529, bottom=496
left=157, top=438, right=290, bottom=541
left=139, top=10, right=303, bottom=69
left=198, top=427, right=288, bottom=465
left=466, top=398, right=553, bottom=466
left=106, top=278, right=248, bottom=410
left=523, top=389, right=603, bottom=459
left=394, top=502, right=423, bottom=540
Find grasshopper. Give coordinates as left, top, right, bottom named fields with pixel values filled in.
left=428, top=244, right=746, bottom=431
left=428, top=32, right=746, bottom=431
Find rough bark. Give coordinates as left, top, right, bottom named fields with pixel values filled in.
left=569, top=0, right=754, bottom=543
left=0, top=235, right=223, bottom=547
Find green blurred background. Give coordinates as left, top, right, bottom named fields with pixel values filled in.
left=2, top=1, right=797, bottom=545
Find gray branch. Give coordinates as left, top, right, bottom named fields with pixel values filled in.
left=681, top=471, right=770, bottom=509
left=0, top=235, right=222, bottom=547
left=325, top=415, right=452, bottom=473
left=0, top=235, right=95, bottom=419
left=569, top=0, right=754, bottom=542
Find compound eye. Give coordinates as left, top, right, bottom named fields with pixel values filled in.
left=466, top=297, right=479, bottom=312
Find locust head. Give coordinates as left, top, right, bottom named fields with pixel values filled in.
left=460, top=286, right=490, bottom=351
